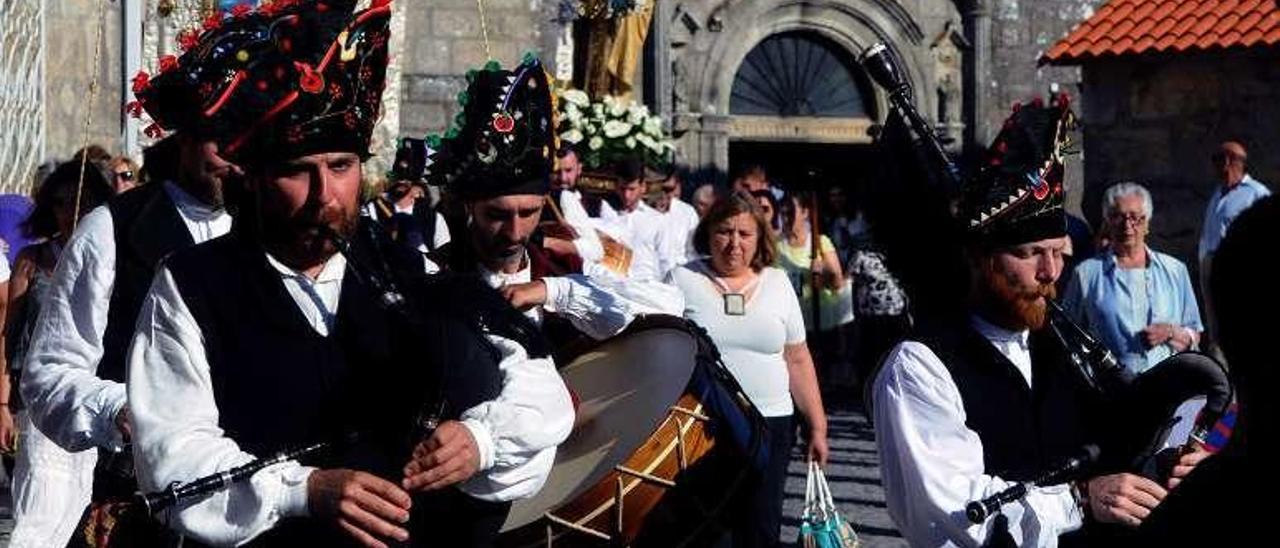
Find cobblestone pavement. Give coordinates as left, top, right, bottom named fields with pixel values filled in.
left=779, top=403, right=907, bottom=548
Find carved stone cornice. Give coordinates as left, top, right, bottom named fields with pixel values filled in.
left=728, top=115, right=875, bottom=144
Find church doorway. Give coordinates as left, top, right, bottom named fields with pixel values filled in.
left=726, top=31, right=879, bottom=195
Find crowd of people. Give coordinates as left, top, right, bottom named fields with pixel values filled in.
left=0, top=1, right=1273, bottom=548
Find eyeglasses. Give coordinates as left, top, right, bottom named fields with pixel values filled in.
left=115, top=170, right=135, bottom=182
left=1108, top=212, right=1147, bottom=225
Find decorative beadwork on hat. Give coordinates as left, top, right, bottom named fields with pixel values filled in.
left=960, top=94, right=1076, bottom=247
left=423, top=54, right=558, bottom=199
left=130, top=0, right=393, bottom=166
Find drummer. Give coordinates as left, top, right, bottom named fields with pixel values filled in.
left=126, top=3, right=572, bottom=546
left=423, top=56, right=682, bottom=342
left=666, top=193, right=829, bottom=548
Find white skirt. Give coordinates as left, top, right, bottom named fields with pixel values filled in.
left=8, top=410, right=97, bottom=548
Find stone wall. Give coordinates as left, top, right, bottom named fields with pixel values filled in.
left=984, top=0, right=1103, bottom=139
left=1078, top=49, right=1280, bottom=279
left=399, top=0, right=558, bottom=138
left=45, top=0, right=125, bottom=164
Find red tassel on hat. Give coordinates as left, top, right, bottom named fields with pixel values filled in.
left=131, top=71, right=150, bottom=94
left=178, top=28, right=201, bottom=51
left=158, top=55, right=179, bottom=73
left=202, top=11, right=223, bottom=32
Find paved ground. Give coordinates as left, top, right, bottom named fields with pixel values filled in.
left=0, top=465, right=11, bottom=545
left=779, top=402, right=907, bottom=548
left=0, top=405, right=905, bottom=548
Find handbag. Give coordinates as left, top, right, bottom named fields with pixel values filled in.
left=801, top=460, right=860, bottom=548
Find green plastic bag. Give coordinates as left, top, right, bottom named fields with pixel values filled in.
left=800, top=460, right=860, bottom=548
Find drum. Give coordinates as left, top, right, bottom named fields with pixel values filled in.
left=500, top=316, right=768, bottom=547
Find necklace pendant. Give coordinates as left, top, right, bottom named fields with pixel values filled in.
left=724, top=293, right=746, bottom=316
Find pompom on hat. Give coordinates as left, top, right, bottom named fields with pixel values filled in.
left=130, top=0, right=393, bottom=167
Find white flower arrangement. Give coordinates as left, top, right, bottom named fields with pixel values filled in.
left=555, top=88, right=674, bottom=171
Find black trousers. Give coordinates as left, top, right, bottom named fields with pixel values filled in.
left=732, top=415, right=795, bottom=548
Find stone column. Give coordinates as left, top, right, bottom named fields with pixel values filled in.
left=962, top=0, right=991, bottom=149
left=699, top=113, right=731, bottom=183
left=122, top=0, right=143, bottom=159
left=652, top=0, right=672, bottom=124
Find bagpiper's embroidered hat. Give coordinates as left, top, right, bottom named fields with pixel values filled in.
left=130, top=0, right=392, bottom=167
left=960, top=96, right=1076, bottom=248
left=388, top=137, right=428, bottom=182
left=424, top=55, right=558, bottom=199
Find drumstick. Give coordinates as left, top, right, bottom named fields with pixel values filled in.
left=544, top=194, right=568, bottom=225
left=374, top=195, right=395, bottom=219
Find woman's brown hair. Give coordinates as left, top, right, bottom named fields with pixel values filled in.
left=693, top=192, right=777, bottom=271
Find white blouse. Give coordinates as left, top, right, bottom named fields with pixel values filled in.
left=667, top=265, right=805, bottom=417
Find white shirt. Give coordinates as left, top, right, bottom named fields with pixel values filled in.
left=596, top=202, right=679, bottom=281
left=556, top=188, right=592, bottom=225
left=360, top=199, right=452, bottom=251
left=656, top=199, right=700, bottom=266
left=128, top=252, right=575, bottom=545
left=872, top=315, right=1083, bottom=547
left=478, top=252, right=685, bottom=340
left=549, top=189, right=605, bottom=263
left=22, top=181, right=231, bottom=452
left=667, top=265, right=805, bottom=417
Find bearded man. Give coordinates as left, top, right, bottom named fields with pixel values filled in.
left=869, top=100, right=1199, bottom=547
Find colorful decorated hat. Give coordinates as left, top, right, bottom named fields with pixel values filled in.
left=423, top=55, right=558, bottom=199
left=960, top=96, right=1076, bottom=247
left=388, top=137, right=428, bottom=182
left=130, top=0, right=392, bottom=167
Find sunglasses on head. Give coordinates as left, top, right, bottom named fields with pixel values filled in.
left=115, top=170, right=135, bottom=182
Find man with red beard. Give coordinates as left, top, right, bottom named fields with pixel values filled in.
left=870, top=100, right=1185, bottom=547
left=125, top=2, right=571, bottom=546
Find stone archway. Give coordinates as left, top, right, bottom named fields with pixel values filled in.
left=728, top=31, right=877, bottom=145
left=724, top=31, right=880, bottom=188
left=669, top=0, right=944, bottom=179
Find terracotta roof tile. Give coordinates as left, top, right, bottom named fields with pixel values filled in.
left=1044, top=0, right=1280, bottom=64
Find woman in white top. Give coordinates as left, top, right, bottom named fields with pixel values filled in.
left=666, top=194, right=828, bottom=548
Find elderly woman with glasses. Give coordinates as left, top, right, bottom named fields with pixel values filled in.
left=1061, top=182, right=1204, bottom=375
left=666, top=194, right=827, bottom=548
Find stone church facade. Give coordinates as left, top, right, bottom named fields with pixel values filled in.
left=398, top=0, right=1106, bottom=188
left=32, top=0, right=1104, bottom=193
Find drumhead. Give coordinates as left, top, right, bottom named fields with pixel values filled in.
left=501, top=321, right=699, bottom=531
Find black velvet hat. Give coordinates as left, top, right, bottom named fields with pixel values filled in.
left=388, top=137, right=428, bottom=182
left=960, top=96, right=1076, bottom=247
left=423, top=55, right=558, bottom=199
left=130, top=0, right=392, bottom=167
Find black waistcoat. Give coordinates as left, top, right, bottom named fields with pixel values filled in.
left=164, top=229, right=512, bottom=547
left=914, top=319, right=1102, bottom=482
left=101, top=183, right=194, bottom=383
